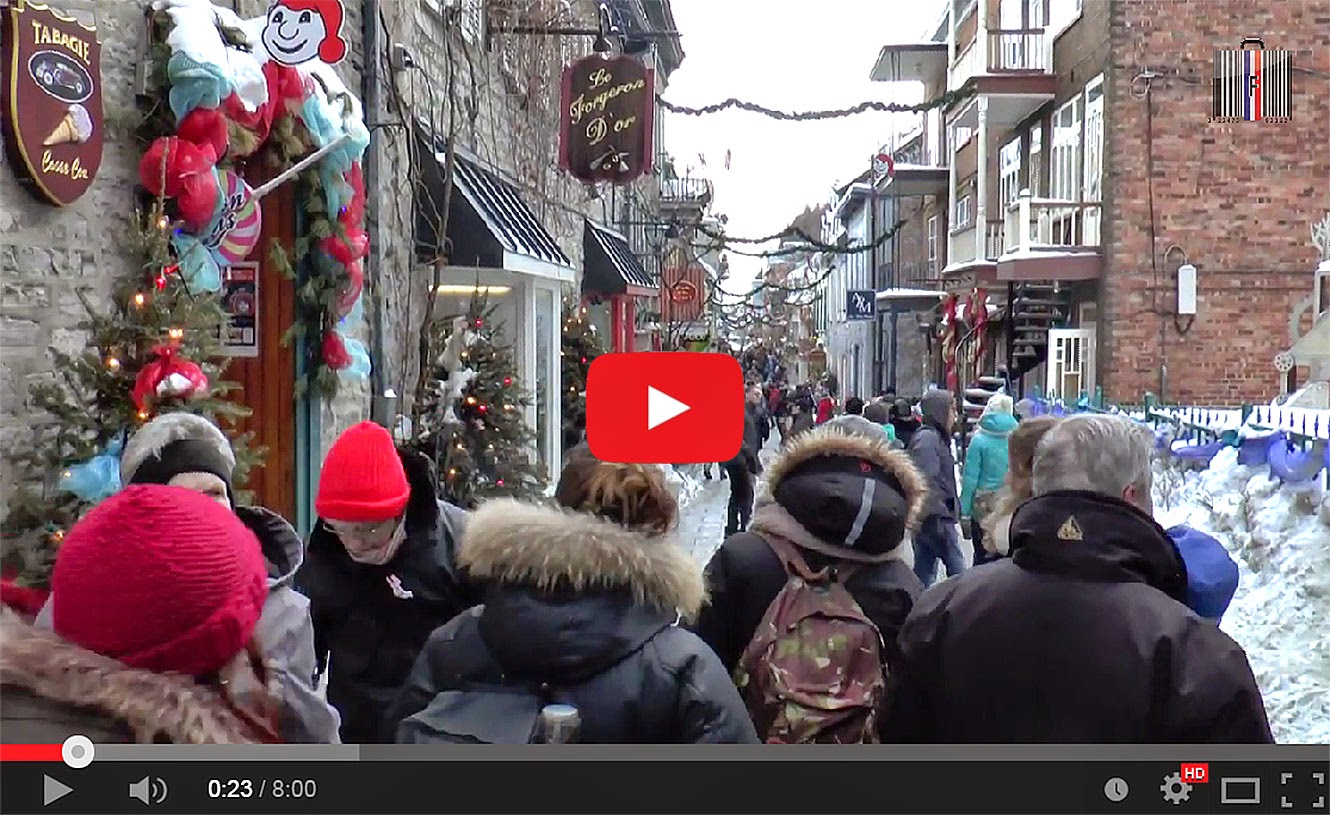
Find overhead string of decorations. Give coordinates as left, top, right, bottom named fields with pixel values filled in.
left=139, top=0, right=372, bottom=398
left=654, top=87, right=975, bottom=121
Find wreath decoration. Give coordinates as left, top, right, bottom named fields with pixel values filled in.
left=138, top=0, right=372, bottom=398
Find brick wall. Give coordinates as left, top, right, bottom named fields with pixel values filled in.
left=1102, top=0, right=1330, bottom=405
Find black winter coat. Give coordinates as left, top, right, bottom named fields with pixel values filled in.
left=907, top=420, right=958, bottom=522
left=696, top=425, right=928, bottom=678
left=297, top=447, right=477, bottom=744
left=385, top=500, right=758, bottom=744
left=881, top=491, right=1274, bottom=743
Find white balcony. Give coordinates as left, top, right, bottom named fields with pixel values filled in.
left=997, top=190, right=1104, bottom=282
left=869, top=41, right=949, bottom=84
left=986, top=29, right=1049, bottom=73
left=949, top=39, right=982, bottom=90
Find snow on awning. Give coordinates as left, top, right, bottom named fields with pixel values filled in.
left=876, top=287, right=948, bottom=301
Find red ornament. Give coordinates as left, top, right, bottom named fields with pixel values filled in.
left=581, top=357, right=587, bottom=364
left=131, top=343, right=209, bottom=411
left=496, top=479, right=505, bottom=487
left=478, top=404, right=488, bottom=413
left=503, top=377, right=512, bottom=387
left=475, top=319, right=483, bottom=328
left=322, top=331, right=352, bottom=370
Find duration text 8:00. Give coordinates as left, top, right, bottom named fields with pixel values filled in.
left=206, top=779, right=318, bottom=799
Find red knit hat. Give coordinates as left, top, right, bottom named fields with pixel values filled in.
left=52, top=485, right=267, bottom=678
left=316, top=421, right=410, bottom=523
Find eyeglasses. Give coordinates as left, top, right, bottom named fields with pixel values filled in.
left=325, top=518, right=398, bottom=539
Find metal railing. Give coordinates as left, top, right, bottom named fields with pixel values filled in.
left=950, top=39, right=981, bottom=90
left=1003, top=191, right=1102, bottom=252
left=987, top=29, right=1049, bottom=72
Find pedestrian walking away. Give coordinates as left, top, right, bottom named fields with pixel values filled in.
left=723, top=389, right=764, bottom=536
left=907, top=389, right=965, bottom=586
left=881, top=415, right=1273, bottom=743
left=298, top=421, right=476, bottom=744
left=31, top=412, right=340, bottom=743
left=959, top=394, right=1019, bottom=567
left=2, top=486, right=278, bottom=744
left=387, top=447, right=758, bottom=743
left=695, top=419, right=927, bottom=742
left=979, top=416, right=1061, bottom=557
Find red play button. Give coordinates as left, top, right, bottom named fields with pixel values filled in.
left=586, top=353, right=744, bottom=464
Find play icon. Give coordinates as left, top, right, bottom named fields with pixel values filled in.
left=44, top=775, right=73, bottom=806
left=646, top=386, right=690, bottom=430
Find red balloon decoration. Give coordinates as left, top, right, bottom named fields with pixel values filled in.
left=137, top=136, right=220, bottom=234
left=177, top=107, right=229, bottom=161
left=334, top=261, right=364, bottom=318
left=322, top=331, right=351, bottom=370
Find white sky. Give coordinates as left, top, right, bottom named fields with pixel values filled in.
left=662, top=0, right=943, bottom=292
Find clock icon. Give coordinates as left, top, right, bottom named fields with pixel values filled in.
left=1105, top=777, right=1130, bottom=803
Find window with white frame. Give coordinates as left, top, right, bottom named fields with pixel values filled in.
left=1028, top=123, right=1043, bottom=197
left=1051, top=97, right=1081, bottom=201
left=952, top=125, right=973, bottom=152
left=1082, top=74, right=1104, bottom=202
left=999, top=137, right=1021, bottom=208
left=927, top=216, right=939, bottom=274
left=954, top=195, right=972, bottom=228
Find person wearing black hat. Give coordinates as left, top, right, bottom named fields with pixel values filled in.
left=694, top=421, right=927, bottom=683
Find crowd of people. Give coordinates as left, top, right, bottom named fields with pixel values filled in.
left=0, top=371, right=1272, bottom=744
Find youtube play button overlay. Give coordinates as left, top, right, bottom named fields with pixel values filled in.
left=587, top=353, right=744, bottom=464
left=647, top=386, right=690, bottom=430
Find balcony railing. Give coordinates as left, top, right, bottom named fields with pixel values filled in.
left=986, top=29, right=1049, bottom=73
left=949, top=39, right=981, bottom=90
left=985, top=219, right=1005, bottom=259
left=1003, top=191, right=1103, bottom=253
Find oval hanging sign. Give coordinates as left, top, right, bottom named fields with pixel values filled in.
left=670, top=279, right=699, bottom=304
left=2, top=0, right=104, bottom=206
left=558, top=53, right=655, bottom=185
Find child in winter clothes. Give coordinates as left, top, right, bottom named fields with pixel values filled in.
left=959, top=394, right=1020, bottom=565
left=980, top=415, right=1061, bottom=557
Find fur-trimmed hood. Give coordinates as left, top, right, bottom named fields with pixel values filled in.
left=120, top=412, right=235, bottom=485
left=0, top=609, right=266, bottom=744
left=759, top=425, right=928, bottom=532
left=459, top=499, right=705, bottom=619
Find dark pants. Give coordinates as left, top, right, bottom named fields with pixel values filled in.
left=724, top=463, right=754, bottom=537
left=971, top=518, right=999, bottom=566
left=913, top=517, right=966, bottom=587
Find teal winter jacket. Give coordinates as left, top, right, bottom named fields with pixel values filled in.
left=960, top=412, right=1019, bottom=517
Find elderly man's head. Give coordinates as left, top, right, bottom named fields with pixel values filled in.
left=1032, top=415, right=1155, bottom=514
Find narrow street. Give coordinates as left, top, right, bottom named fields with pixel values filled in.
left=676, top=434, right=781, bottom=564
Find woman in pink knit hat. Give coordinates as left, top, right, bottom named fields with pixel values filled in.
left=1, top=486, right=278, bottom=744
left=297, top=421, right=475, bottom=744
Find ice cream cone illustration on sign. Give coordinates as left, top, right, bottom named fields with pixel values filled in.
left=261, top=0, right=348, bottom=66
left=43, top=103, right=92, bottom=145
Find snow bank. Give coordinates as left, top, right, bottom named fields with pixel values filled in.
left=1153, top=447, right=1330, bottom=743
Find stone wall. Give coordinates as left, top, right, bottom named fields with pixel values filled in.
left=1101, top=0, right=1330, bottom=405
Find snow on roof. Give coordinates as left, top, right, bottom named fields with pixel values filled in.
left=941, top=259, right=996, bottom=275
left=876, top=287, right=946, bottom=301
left=998, top=248, right=1100, bottom=260
left=890, top=163, right=948, bottom=173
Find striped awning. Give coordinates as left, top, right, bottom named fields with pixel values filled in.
left=583, top=220, right=656, bottom=296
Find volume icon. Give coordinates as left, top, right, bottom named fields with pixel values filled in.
left=128, top=776, right=168, bottom=806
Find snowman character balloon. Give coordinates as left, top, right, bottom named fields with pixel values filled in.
left=261, top=0, right=348, bottom=66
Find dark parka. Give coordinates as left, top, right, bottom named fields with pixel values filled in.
left=695, top=426, right=928, bottom=676
left=881, top=491, right=1274, bottom=743
left=297, top=447, right=476, bottom=744
left=385, top=499, right=759, bottom=744
left=907, top=395, right=959, bottom=522
left=0, top=609, right=269, bottom=744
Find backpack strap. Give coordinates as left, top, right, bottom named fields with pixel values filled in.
left=757, top=532, right=863, bottom=585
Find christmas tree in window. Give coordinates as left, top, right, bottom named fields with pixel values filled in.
left=561, top=300, right=605, bottom=451
left=411, top=297, right=546, bottom=508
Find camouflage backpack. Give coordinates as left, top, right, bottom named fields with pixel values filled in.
left=734, top=532, right=887, bottom=744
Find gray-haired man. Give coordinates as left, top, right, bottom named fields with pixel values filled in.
left=882, top=414, right=1273, bottom=743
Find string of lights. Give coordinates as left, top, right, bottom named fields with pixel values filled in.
left=656, top=88, right=975, bottom=120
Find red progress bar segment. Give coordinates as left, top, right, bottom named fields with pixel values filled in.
left=0, top=744, right=63, bottom=762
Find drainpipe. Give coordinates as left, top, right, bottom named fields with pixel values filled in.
left=975, top=95, right=989, bottom=264
left=362, top=0, right=391, bottom=427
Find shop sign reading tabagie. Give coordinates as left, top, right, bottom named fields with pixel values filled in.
left=1, top=0, right=102, bottom=205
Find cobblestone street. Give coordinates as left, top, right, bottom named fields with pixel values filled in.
left=675, top=434, right=780, bottom=565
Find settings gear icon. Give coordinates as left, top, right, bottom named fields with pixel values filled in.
left=1161, top=772, right=1193, bottom=805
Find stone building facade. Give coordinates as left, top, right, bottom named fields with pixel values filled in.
left=1, top=0, right=676, bottom=524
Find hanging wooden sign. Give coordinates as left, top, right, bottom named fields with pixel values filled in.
left=559, top=53, right=654, bottom=185
left=1, top=0, right=103, bottom=206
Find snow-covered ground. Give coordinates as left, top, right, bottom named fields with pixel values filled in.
left=1153, top=447, right=1330, bottom=743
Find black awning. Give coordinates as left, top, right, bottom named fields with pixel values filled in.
left=416, top=133, right=571, bottom=274
left=583, top=220, right=656, bottom=297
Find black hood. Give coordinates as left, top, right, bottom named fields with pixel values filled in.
left=234, top=505, right=304, bottom=590
left=458, top=499, right=704, bottom=681
left=1009, top=491, right=1188, bottom=603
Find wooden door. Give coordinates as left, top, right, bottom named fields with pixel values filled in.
left=228, top=174, right=297, bottom=522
